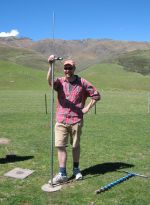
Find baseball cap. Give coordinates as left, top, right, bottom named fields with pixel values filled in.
left=64, top=59, right=75, bottom=67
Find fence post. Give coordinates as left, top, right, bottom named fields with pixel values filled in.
left=45, top=94, right=47, bottom=114
left=94, top=103, right=97, bottom=114
left=148, top=93, right=150, bottom=114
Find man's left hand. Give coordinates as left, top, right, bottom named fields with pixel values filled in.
left=82, top=107, right=89, bottom=114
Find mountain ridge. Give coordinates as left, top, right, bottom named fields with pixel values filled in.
left=1, top=37, right=150, bottom=73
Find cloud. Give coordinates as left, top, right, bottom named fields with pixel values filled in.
left=0, top=29, right=19, bottom=37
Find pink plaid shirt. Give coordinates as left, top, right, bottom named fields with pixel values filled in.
left=54, top=75, right=100, bottom=125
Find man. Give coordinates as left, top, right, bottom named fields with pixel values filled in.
left=47, top=55, right=101, bottom=185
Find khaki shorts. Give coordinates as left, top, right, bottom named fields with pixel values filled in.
left=55, top=121, right=83, bottom=148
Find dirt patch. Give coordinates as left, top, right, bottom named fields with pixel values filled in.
left=0, top=138, right=10, bottom=145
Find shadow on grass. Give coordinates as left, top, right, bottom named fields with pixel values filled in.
left=67, top=162, right=134, bottom=182
left=81, top=162, right=134, bottom=177
left=0, top=155, right=34, bottom=164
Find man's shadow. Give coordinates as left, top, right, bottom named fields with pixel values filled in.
left=81, top=162, right=134, bottom=177
left=68, top=162, right=134, bottom=181
left=0, top=155, right=34, bottom=164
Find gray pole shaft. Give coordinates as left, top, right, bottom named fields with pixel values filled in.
left=50, top=62, right=54, bottom=186
left=50, top=11, right=55, bottom=187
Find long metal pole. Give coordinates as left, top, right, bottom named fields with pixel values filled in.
left=50, top=57, right=63, bottom=186
left=50, top=61, right=54, bottom=186
left=50, top=11, right=55, bottom=186
left=50, top=12, right=63, bottom=187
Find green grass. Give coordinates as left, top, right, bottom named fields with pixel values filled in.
left=0, top=61, right=150, bottom=205
left=0, top=61, right=48, bottom=91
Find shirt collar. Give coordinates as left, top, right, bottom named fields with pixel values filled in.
left=64, top=75, right=78, bottom=83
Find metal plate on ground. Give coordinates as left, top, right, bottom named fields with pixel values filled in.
left=0, top=138, right=10, bottom=145
left=4, top=167, right=34, bottom=179
left=41, top=183, right=62, bottom=192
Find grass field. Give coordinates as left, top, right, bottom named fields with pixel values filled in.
left=0, top=61, right=150, bottom=205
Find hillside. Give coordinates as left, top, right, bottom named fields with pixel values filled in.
left=0, top=45, right=48, bottom=71
left=0, top=59, right=149, bottom=92
left=80, top=63, right=150, bottom=91
left=0, top=60, right=47, bottom=90
left=1, top=37, right=150, bottom=73
left=110, top=49, right=150, bottom=75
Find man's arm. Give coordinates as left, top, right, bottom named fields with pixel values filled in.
left=47, top=55, right=55, bottom=85
left=81, top=78, right=101, bottom=114
left=47, top=65, right=52, bottom=85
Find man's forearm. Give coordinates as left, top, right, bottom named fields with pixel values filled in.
left=87, top=99, right=96, bottom=110
left=47, top=65, right=52, bottom=85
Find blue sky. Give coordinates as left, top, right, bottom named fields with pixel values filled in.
left=0, top=0, right=150, bottom=42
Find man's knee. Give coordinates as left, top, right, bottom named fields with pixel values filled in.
left=57, top=146, right=66, bottom=152
left=72, top=145, right=80, bottom=151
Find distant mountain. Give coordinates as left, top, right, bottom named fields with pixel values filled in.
left=1, top=37, right=150, bottom=74
left=0, top=37, right=33, bottom=48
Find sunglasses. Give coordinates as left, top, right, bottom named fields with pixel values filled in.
left=64, top=66, right=74, bottom=70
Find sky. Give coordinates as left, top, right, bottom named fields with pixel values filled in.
left=0, top=0, right=150, bottom=42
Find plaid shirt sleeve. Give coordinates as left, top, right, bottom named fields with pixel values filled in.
left=82, top=78, right=100, bottom=101
left=53, top=78, right=61, bottom=91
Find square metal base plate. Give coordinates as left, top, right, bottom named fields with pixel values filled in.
left=4, top=167, right=34, bottom=179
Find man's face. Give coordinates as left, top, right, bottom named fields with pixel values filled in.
left=64, top=64, right=75, bottom=78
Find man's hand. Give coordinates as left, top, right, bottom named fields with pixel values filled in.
left=82, top=107, right=90, bottom=114
left=48, top=55, right=55, bottom=64
left=82, top=99, right=96, bottom=114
